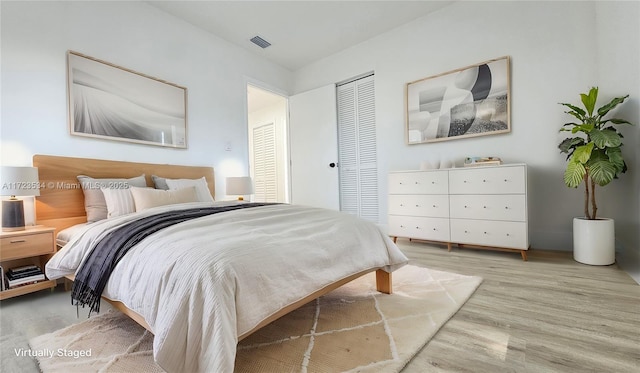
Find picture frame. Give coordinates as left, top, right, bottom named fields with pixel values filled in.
left=67, top=51, right=188, bottom=148
left=406, top=56, right=510, bottom=144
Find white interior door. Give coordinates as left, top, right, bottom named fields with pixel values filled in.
left=252, top=122, right=278, bottom=202
left=289, top=84, right=339, bottom=210
left=337, top=75, right=378, bottom=222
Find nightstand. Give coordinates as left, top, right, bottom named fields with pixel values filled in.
left=0, top=226, right=57, bottom=300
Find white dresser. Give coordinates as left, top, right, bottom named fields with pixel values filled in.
left=388, top=164, right=529, bottom=260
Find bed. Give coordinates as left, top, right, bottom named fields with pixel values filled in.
left=34, top=154, right=409, bottom=373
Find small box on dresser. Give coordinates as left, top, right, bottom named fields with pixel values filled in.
left=0, top=226, right=57, bottom=300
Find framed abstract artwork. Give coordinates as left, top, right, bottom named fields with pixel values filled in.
left=406, top=56, right=511, bottom=144
left=67, top=51, right=188, bottom=148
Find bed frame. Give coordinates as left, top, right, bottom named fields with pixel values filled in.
left=33, top=154, right=392, bottom=340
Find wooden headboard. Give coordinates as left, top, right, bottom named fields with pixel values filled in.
left=33, top=154, right=215, bottom=235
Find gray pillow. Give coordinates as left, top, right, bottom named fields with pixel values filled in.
left=151, top=175, right=169, bottom=190
left=77, top=174, right=147, bottom=222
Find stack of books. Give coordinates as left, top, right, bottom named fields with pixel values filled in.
left=463, top=156, right=503, bottom=167
left=5, top=265, right=45, bottom=289
left=0, top=266, right=5, bottom=291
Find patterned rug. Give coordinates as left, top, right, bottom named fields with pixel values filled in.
left=30, top=265, right=482, bottom=372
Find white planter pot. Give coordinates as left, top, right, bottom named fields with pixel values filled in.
left=573, top=217, right=615, bottom=265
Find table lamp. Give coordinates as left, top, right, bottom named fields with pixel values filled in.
left=226, top=176, right=253, bottom=201
left=1, top=166, right=40, bottom=231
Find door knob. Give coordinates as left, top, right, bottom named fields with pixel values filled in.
left=329, top=162, right=338, bottom=168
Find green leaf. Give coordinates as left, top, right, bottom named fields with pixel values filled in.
left=572, top=143, right=594, bottom=164
left=606, top=146, right=625, bottom=173
left=580, top=87, right=598, bottom=116
left=559, top=103, right=586, bottom=119
left=597, top=95, right=629, bottom=117
left=588, top=158, right=617, bottom=186
left=558, top=137, right=585, bottom=153
left=590, top=128, right=622, bottom=148
left=564, top=160, right=586, bottom=188
left=603, top=118, right=633, bottom=126
left=570, top=123, right=595, bottom=134
left=561, top=122, right=580, bottom=128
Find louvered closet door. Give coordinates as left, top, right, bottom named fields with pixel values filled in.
left=252, top=123, right=278, bottom=202
left=337, top=75, right=378, bottom=222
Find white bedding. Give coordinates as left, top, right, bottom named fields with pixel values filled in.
left=46, top=201, right=408, bottom=373
left=55, top=223, right=88, bottom=247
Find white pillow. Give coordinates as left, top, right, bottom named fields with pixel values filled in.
left=129, top=186, right=200, bottom=211
left=78, top=174, right=147, bottom=222
left=165, top=177, right=214, bottom=203
left=101, top=187, right=136, bottom=218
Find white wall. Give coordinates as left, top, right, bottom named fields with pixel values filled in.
left=0, top=1, right=292, bottom=198
left=595, top=1, right=640, bottom=281
left=293, top=1, right=639, bottom=262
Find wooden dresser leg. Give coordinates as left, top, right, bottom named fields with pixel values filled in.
left=521, top=250, right=528, bottom=261
left=376, top=269, right=392, bottom=294
left=392, top=236, right=397, bottom=243
left=447, top=242, right=452, bottom=252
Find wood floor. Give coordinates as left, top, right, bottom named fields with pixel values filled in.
left=398, top=239, right=640, bottom=373
left=1, top=240, right=637, bottom=372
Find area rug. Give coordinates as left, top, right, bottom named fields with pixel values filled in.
left=29, top=265, right=482, bottom=373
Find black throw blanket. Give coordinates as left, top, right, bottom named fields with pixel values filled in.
left=72, top=203, right=272, bottom=314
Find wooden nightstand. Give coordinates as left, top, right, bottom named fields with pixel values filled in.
left=0, top=226, right=57, bottom=300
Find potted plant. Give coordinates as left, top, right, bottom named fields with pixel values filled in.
left=558, top=86, right=634, bottom=265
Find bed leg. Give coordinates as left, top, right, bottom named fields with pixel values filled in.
left=376, top=269, right=392, bottom=294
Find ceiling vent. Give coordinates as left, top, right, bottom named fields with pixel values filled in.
left=250, top=36, right=271, bottom=49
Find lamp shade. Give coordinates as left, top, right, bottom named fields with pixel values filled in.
left=226, top=176, right=253, bottom=196
left=1, top=166, right=40, bottom=197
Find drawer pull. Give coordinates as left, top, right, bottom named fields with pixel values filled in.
left=505, top=206, right=509, bottom=209
left=431, top=181, right=435, bottom=184
left=10, top=239, right=26, bottom=244
left=416, top=226, right=420, bottom=229
left=483, top=179, right=487, bottom=182
left=504, top=179, right=508, bottom=182
left=415, top=204, right=419, bottom=207
left=464, top=230, right=468, bottom=233
left=484, top=231, right=487, bottom=234
left=463, top=180, right=468, bottom=183
left=400, top=225, right=404, bottom=228
left=433, top=228, right=437, bottom=231
left=400, top=204, right=403, bottom=206
left=432, top=204, right=436, bottom=207
left=415, top=182, right=418, bottom=184
left=464, top=205, right=468, bottom=208
left=483, top=206, right=487, bottom=209
left=399, top=182, right=403, bottom=185
left=506, top=233, right=510, bottom=236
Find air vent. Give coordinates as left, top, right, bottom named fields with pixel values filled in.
left=250, top=36, right=271, bottom=49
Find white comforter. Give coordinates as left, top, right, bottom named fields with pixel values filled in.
left=46, top=202, right=408, bottom=373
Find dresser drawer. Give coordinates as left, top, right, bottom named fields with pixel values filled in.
left=388, top=171, right=448, bottom=194
left=450, top=195, right=526, bottom=221
left=0, top=231, right=55, bottom=261
left=389, top=215, right=450, bottom=242
left=450, top=219, right=528, bottom=249
left=449, top=165, right=525, bottom=194
left=388, top=195, right=449, bottom=218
